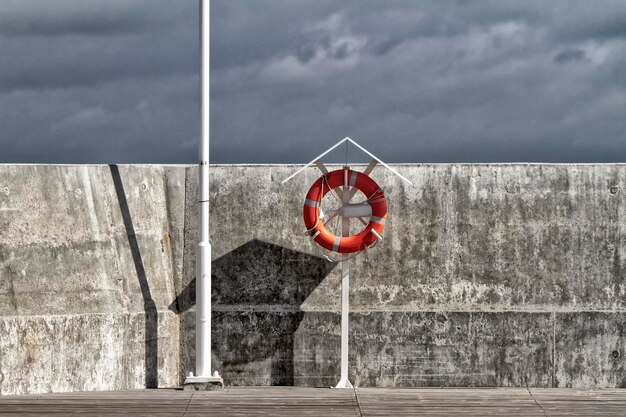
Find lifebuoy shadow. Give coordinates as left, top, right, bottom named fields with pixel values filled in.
left=169, top=239, right=336, bottom=385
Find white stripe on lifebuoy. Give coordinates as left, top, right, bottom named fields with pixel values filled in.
left=304, top=199, right=320, bottom=207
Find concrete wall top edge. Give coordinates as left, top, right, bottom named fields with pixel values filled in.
left=0, top=163, right=193, bottom=167
left=2, top=162, right=626, bottom=168
left=205, top=162, right=626, bottom=166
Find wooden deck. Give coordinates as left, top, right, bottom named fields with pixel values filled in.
left=1, top=387, right=625, bottom=416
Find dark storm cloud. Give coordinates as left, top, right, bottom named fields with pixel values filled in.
left=0, top=0, right=198, bottom=163
left=1, top=0, right=625, bottom=163
left=554, top=49, right=585, bottom=64
left=212, top=0, right=626, bottom=163
left=0, top=1, right=153, bottom=37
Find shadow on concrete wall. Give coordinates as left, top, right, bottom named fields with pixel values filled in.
left=109, top=165, right=158, bottom=388
left=170, top=239, right=335, bottom=385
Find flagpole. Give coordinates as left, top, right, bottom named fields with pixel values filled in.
left=184, top=0, right=223, bottom=390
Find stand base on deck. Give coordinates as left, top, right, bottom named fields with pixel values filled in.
left=334, top=378, right=354, bottom=389
left=183, top=373, right=224, bottom=391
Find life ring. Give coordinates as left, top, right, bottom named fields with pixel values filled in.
left=303, top=168, right=387, bottom=253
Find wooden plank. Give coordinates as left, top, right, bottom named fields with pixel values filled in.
left=0, top=387, right=625, bottom=416
left=356, top=388, right=545, bottom=417
left=186, top=387, right=358, bottom=417
left=529, top=389, right=626, bottom=417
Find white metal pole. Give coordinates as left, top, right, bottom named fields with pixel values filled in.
left=196, top=0, right=212, bottom=379
left=336, top=154, right=353, bottom=388
left=338, top=231, right=352, bottom=387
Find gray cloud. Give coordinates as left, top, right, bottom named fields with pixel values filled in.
left=554, top=48, right=585, bottom=64
left=1, top=0, right=625, bottom=163
left=0, top=0, right=165, bottom=37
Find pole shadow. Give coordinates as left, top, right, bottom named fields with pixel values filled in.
left=170, top=239, right=336, bottom=385
left=109, top=164, right=158, bottom=388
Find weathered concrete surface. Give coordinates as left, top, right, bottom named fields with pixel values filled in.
left=0, top=165, right=185, bottom=394
left=1, top=164, right=626, bottom=394
left=180, top=164, right=626, bottom=388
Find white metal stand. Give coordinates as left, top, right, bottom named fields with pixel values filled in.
left=335, top=167, right=354, bottom=389
left=282, top=137, right=412, bottom=389
left=184, top=0, right=223, bottom=391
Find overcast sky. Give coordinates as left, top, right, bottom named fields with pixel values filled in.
left=1, top=1, right=625, bottom=164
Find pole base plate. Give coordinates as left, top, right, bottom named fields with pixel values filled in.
left=334, top=378, right=353, bottom=389
left=183, top=375, right=224, bottom=391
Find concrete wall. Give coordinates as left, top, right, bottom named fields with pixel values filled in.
left=1, top=164, right=625, bottom=394
left=0, top=165, right=185, bottom=394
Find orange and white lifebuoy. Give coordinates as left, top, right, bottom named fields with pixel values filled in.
left=303, top=169, right=387, bottom=253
